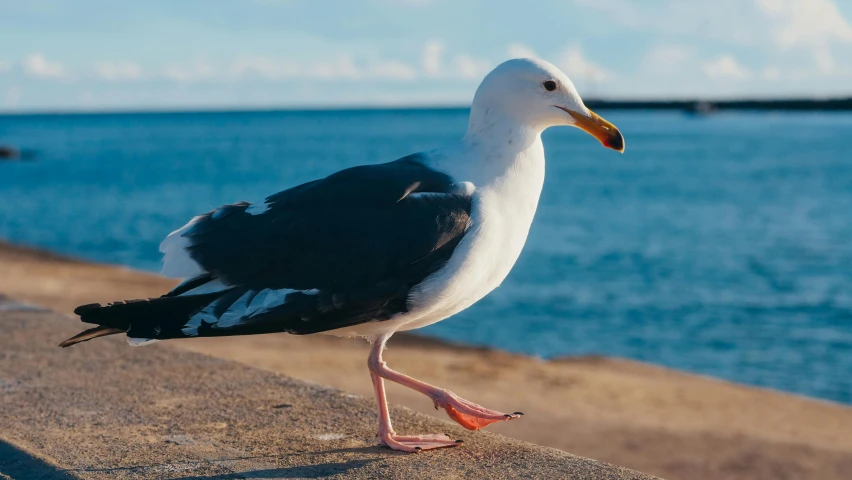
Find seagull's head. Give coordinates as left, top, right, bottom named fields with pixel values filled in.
left=470, top=58, right=624, bottom=153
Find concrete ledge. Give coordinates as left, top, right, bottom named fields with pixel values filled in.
left=0, top=308, right=657, bottom=480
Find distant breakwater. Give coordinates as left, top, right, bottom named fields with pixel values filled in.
left=586, top=97, right=852, bottom=112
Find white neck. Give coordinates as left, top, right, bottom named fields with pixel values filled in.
left=464, top=102, right=543, bottom=146
left=440, top=111, right=545, bottom=191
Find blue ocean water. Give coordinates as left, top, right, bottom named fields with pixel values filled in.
left=1, top=109, right=851, bottom=404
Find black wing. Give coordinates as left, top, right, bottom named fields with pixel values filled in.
left=68, top=154, right=472, bottom=343
left=183, top=154, right=470, bottom=291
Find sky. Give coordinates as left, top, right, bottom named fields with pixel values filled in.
left=1, top=0, right=852, bottom=111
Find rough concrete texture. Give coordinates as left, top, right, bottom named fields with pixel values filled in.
left=0, top=306, right=658, bottom=480
left=5, top=243, right=852, bottom=480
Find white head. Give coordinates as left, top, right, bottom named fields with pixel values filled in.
left=468, top=58, right=624, bottom=152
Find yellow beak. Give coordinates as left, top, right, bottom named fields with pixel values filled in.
left=560, top=107, right=625, bottom=153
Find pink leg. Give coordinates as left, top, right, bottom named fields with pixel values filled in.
left=368, top=334, right=522, bottom=434
left=371, top=370, right=461, bottom=452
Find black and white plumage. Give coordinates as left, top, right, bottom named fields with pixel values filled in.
left=61, top=58, right=624, bottom=452
left=70, top=154, right=473, bottom=342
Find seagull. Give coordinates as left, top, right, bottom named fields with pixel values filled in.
left=60, top=58, right=624, bottom=452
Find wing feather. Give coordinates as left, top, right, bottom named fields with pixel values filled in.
left=147, top=154, right=473, bottom=336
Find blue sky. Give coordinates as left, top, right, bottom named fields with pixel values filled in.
left=1, top=0, right=851, bottom=111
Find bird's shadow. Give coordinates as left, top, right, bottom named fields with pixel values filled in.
left=175, top=459, right=377, bottom=479
left=2, top=435, right=411, bottom=480
left=0, top=439, right=75, bottom=479
left=74, top=446, right=394, bottom=479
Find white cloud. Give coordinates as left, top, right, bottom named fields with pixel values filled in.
left=573, top=0, right=852, bottom=49
left=422, top=40, right=444, bottom=77
left=507, top=43, right=538, bottom=59
left=421, top=41, right=491, bottom=80
left=163, top=61, right=216, bottom=82
left=758, top=0, right=852, bottom=48
left=95, top=62, right=142, bottom=81
left=574, top=0, right=852, bottom=79
left=570, top=0, right=758, bottom=44
left=167, top=54, right=418, bottom=83
left=557, top=44, right=611, bottom=82
left=23, top=54, right=65, bottom=78
left=452, top=54, right=490, bottom=79
left=229, top=55, right=299, bottom=79
left=369, top=60, right=417, bottom=80
left=702, top=55, right=751, bottom=80
left=758, top=0, right=852, bottom=75
left=228, top=48, right=462, bottom=82
left=641, top=45, right=694, bottom=76
left=311, top=56, right=361, bottom=79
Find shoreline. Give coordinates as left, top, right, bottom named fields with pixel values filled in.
left=2, top=239, right=852, bottom=480
left=1, top=238, right=841, bottom=407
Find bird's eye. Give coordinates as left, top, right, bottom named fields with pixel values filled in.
left=543, top=80, right=557, bottom=92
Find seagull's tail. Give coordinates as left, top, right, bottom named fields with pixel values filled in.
left=59, top=291, right=226, bottom=348
left=58, top=325, right=125, bottom=347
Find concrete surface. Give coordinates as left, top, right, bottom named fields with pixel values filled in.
left=0, top=304, right=658, bottom=479
left=4, top=242, right=852, bottom=480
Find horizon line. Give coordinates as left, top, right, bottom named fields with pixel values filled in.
left=1, top=95, right=851, bottom=116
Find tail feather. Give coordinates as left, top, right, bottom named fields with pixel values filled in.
left=62, top=278, right=398, bottom=348
left=59, top=325, right=125, bottom=348
left=61, top=291, right=227, bottom=348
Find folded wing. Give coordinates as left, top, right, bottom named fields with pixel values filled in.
left=65, top=155, right=473, bottom=345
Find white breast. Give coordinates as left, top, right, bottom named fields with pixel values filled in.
left=399, top=142, right=545, bottom=331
